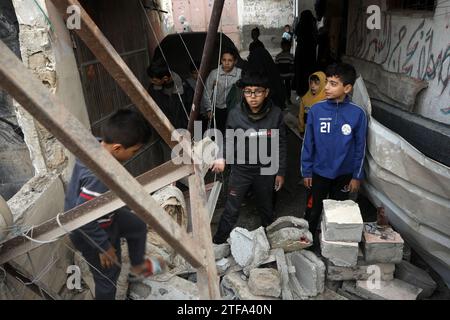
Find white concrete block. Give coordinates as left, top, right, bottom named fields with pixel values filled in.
left=320, top=221, right=359, bottom=267
left=323, top=200, right=363, bottom=242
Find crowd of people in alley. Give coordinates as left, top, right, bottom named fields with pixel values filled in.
left=64, top=8, right=368, bottom=300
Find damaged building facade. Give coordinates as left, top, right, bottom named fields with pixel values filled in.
left=0, top=0, right=171, bottom=299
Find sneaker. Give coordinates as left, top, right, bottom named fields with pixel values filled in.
left=128, top=256, right=166, bottom=282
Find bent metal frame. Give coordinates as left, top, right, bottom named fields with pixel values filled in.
left=0, top=0, right=227, bottom=299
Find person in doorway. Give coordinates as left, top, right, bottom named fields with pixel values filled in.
left=275, top=39, right=295, bottom=105
left=210, top=69, right=287, bottom=244
left=65, top=109, right=165, bottom=300
left=293, top=10, right=318, bottom=96
left=301, top=63, right=367, bottom=246
left=248, top=27, right=265, bottom=54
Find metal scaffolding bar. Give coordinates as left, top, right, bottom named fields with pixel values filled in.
left=0, top=159, right=193, bottom=264
left=187, top=0, right=226, bottom=135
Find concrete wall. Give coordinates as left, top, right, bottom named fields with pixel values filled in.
left=237, top=0, right=294, bottom=51
left=0, top=0, right=34, bottom=200
left=346, top=0, right=450, bottom=125
left=11, top=0, right=90, bottom=182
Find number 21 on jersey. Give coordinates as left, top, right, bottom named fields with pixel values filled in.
left=320, top=122, right=331, bottom=133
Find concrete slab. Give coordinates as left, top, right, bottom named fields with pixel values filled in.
left=267, top=227, right=313, bottom=252
left=289, top=250, right=325, bottom=297
left=320, top=221, right=359, bottom=267
left=248, top=268, right=281, bottom=298
left=322, top=200, right=363, bottom=242
left=395, top=260, right=437, bottom=299
left=221, top=272, right=279, bottom=300
left=355, top=279, right=422, bottom=300
left=266, top=216, right=309, bottom=234
left=362, top=223, right=404, bottom=264
left=229, top=227, right=270, bottom=276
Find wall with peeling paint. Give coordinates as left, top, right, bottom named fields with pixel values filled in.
left=347, top=0, right=450, bottom=125
left=11, top=0, right=90, bottom=182
left=238, top=0, right=294, bottom=51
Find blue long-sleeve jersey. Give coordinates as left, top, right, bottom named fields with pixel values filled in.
left=301, top=97, right=368, bottom=180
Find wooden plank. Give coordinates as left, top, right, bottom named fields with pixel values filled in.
left=0, top=159, right=192, bottom=264
left=188, top=167, right=221, bottom=299
left=0, top=39, right=203, bottom=268
left=207, top=181, right=222, bottom=222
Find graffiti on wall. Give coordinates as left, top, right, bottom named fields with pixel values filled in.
left=348, top=8, right=450, bottom=99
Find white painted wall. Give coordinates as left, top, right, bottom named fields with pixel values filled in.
left=347, top=0, right=450, bottom=125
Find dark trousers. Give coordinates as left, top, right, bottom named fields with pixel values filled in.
left=70, top=210, right=147, bottom=300
left=214, top=108, right=228, bottom=134
left=213, top=165, right=276, bottom=244
left=304, top=173, right=352, bottom=238
left=282, top=76, right=292, bottom=103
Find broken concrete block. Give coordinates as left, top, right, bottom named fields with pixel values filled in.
left=267, top=227, right=313, bottom=252
left=266, top=216, right=309, bottom=234
left=214, top=243, right=231, bottom=260
left=395, top=260, right=437, bottom=299
left=248, top=268, right=281, bottom=298
left=326, top=260, right=395, bottom=281
left=326, top=252, right=395, bottom=281
left=221, top=272, right=279, bottom=300
left=288, top=250, right=325, bottom=297
left=320, top=221, right=358, bottom=267
left=362, top=223, right=404, bottom=264
left=322, top=200, right=363, bottom=242
left=354, top=279, right=422, bottom=300
left=310, top=288, right=348, bottom=300
left=229, top=227, right=270, bottom=276
left=129, top=275, right=199, bottom=300
left=216, top=257, right=232, bottom=275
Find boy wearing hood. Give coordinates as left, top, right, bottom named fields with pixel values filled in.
left=301, top=63, right=367, bottom=243
left=210, top=69, right=287, bottom=244
left=298, top=71, right=327, bottom=135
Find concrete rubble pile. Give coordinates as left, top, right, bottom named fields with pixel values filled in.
left=318, top=200, right=433, bottom=300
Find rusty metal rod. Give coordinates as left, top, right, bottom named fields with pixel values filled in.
left=187, top=0, right=226, bottom=135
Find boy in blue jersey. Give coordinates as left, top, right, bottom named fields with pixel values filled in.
left=301, top=63, right=367, bottom=242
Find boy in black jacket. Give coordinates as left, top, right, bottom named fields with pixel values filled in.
left=211, top=69, right=287, bottom=244
left=65, top=109, right=164, bottom=300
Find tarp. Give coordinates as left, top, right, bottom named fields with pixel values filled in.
left=352, top=77, right=450, bottom=288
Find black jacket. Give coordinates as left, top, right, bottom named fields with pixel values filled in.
left=223, top=99, right=287, bottom=176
